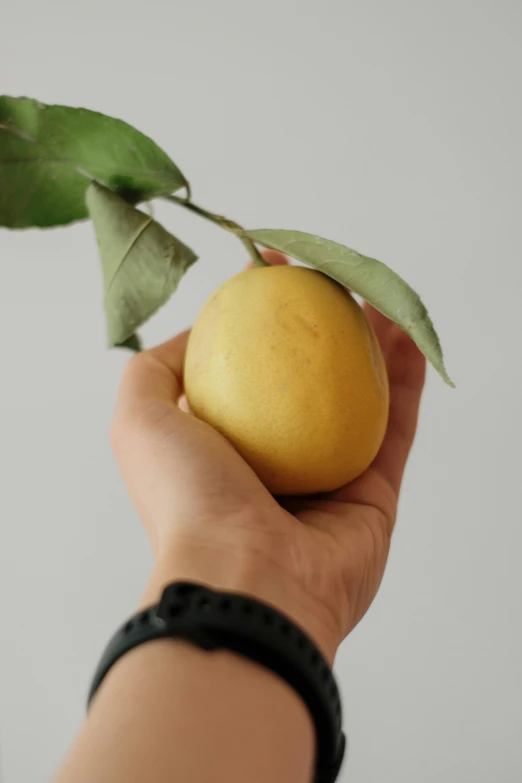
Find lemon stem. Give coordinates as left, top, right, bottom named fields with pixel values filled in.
left=165, top=194, right=267, bottom=267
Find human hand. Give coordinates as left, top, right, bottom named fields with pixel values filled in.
left=110, top=252, right=426, bottom=663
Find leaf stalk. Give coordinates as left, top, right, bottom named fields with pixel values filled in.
left=165, top=194, right=267, bottom=268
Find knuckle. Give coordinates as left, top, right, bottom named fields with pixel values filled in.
left=122, top=349, right=152, bottom=380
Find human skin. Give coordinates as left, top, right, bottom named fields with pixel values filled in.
left=53, top=251, right=426, bottom=783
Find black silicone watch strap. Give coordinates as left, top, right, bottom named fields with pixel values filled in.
left=88, top=581, right=346, bottom=783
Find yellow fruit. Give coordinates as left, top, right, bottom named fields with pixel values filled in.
left=184, top=265, right=389, bottom=495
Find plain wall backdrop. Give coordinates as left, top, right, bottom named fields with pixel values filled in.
left=1, top=1, right=521, bottom=781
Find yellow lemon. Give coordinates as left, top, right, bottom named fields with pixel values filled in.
left=184, top=265, right=389, bottom=495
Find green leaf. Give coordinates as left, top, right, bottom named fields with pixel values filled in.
left=116, top=333, right=143, bottom=353
left=0, top=96, right=188, bottom=228
left=242, top=228, right=454, bottom=386
left=86, top=182, right=197, bottom=347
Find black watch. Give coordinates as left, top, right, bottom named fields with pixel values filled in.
left=88, top=581, right=346, bottom=783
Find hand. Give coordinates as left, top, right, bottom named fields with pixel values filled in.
left=111, top=252, right=426, bottom=662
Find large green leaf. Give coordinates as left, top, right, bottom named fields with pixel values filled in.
left=86, top=183, right=197, bottom=347
left=242, top=228, right=454, bottom=386
left=0, top=96, right=188, bottom=228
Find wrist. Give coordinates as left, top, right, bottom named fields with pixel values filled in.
left=140, top=534, right=339, bottom=664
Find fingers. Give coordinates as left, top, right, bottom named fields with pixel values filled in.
left=178, top=394, right=191, bottom=413
left=363, top=302, right=395, bottom=359
left=361, top=300, right=426, bottom=494
left=113, top=330, right=191, bottom=425
left=331, top=322, right=426, bottom=526
left=248, top=249, right=289, bottom=269
left=147, top=329, right=191, bottom=383
left=368, top=327, right=426, bottom=494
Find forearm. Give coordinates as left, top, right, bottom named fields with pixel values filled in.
left=55, top=636, right=314, bottom=783
left=54, top=547, right=326, bottom=783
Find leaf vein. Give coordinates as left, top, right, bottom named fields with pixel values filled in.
left=105, top=216, right=154, bottom=296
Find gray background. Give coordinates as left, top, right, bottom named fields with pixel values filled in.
left=1, top=1, right=521, bottom=781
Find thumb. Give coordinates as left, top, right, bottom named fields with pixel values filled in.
left=111, top=329, right=191, bottom=444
